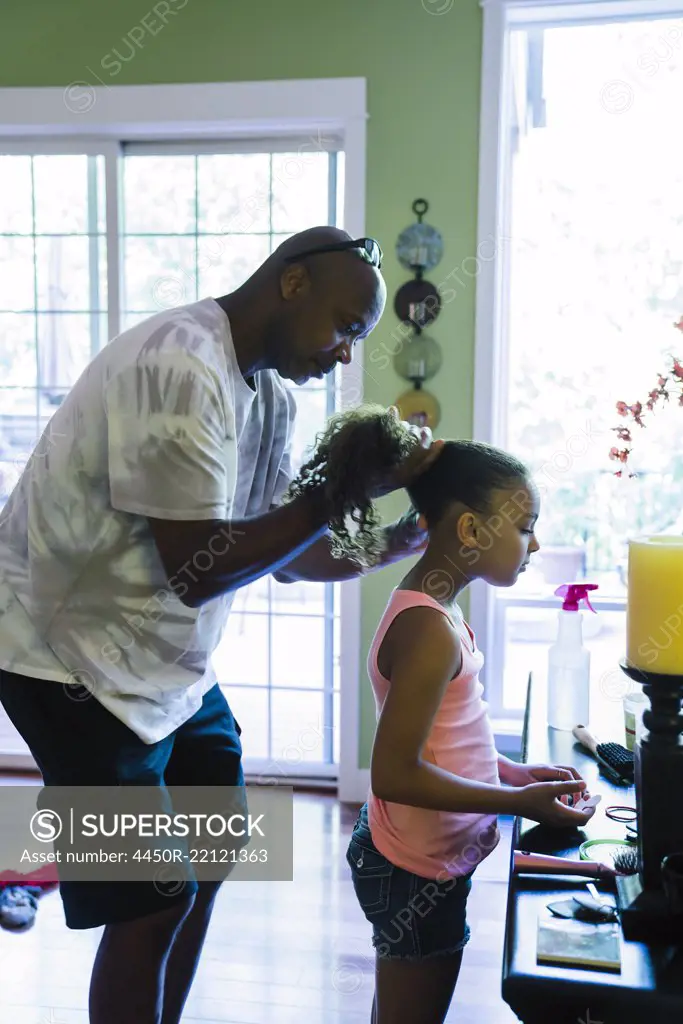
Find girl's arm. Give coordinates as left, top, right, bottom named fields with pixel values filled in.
left=370, top=607, right=589, bottom=826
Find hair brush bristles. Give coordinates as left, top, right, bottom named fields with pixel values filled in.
left=598, top=742, right=634, bottom=782
left=613, top=847, right=640, bottom=876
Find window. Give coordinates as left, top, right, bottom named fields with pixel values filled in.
left=0, top=153, right=107, bottom=506
left=475, top=1, right=683, bottom=719
left=0, top=107, right=356, bottom=779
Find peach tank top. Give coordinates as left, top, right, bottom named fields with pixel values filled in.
left=367, top=589, right=500, bottom=880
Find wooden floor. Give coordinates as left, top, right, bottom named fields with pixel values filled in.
left=0, top=780, right=517, bottom=1023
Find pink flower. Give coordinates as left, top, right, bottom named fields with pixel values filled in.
left=610, top=317, right=683, bottom=466
left=631, top=401, right=644, bottom=426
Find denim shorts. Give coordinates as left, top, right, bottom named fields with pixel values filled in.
left=0, top=670, right=243, bottom=930
left=346, top=804, right=473, bottom=961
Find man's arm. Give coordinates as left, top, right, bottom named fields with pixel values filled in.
left=273, top=512, right=427, bottom=583
left=148, top=490, right=329, bottom=608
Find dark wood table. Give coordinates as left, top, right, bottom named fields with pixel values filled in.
left=502, top=673, right=683, bottom=1024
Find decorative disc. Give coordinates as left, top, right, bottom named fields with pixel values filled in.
left=396, top=221, right=444, bottom=273
left=395, top=387, right=441, bottom=431
left=394, top=279, right=441, bottom=328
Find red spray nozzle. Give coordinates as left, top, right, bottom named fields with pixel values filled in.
left=554, top=583, right=599, bottom=613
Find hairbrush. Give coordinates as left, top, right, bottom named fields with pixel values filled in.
left=572, top=725, right=634, bottom=785
left=613, top=846, right=640, bottom=876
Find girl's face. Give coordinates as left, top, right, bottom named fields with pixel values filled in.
left=436, top=480, right=541, bottom=588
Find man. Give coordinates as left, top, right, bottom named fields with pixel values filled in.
left=0, top=226, right=441, bottom=1023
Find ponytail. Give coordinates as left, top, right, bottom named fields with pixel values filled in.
left=285, top=405, right=529, bottom=568
left=284, top=404, right=420, bottom=567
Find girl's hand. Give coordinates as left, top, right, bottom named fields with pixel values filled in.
left=501, top=759, right=586, bottom=791
left=516, top=780, right=596, bottom=829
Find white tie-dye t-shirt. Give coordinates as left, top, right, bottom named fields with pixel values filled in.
left=0, top=298, right=296, bottom=743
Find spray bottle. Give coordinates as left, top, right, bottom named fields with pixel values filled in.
left=547, top=583, right=599, bottom=731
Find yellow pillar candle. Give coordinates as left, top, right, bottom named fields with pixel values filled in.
left=627, top=536, right=683, bottom=675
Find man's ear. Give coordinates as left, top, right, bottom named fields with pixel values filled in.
left=280, top=264, right=311, bottom=300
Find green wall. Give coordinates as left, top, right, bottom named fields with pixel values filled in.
left=1, top=0, right=483, bottom=771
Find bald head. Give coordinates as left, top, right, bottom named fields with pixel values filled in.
left=232, top=225, right=386, bottom=385
left=273, top=225, right=354, bottom=262
left=274, top=224, right=385, bottom=321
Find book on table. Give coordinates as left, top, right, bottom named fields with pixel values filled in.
left=536, top=914, right=621, bottom=973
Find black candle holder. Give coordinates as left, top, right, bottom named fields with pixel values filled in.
left=615, top=659, right=683, bottom=940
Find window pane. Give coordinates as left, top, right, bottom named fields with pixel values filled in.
left=270, top=690, right=325, bottom=762
left=121, top=311, right=155, bottom=332
left=97, top=155, right=107, bottom=234
left=503, top=606, right=627, bottom=711
left=271, top=616, right=325, bottom=688
left=506, top=21, right=683, bottom=596
left=123, top=236, right=197, bottom=311
left=230, top=574, right=271, bottom=615
left=37, top=315, right=92, bottom=390
left=222, top=685, right=269, bottom=759
left=197, top=235, right=270, bottom=299
left=98, top=235, right=108, bottom=312
left=271, top=152, right=329, bottom=232
left=35, top=237, right=94, bottom=311
left=336, top=151, right=345, bottom=225
left=334, top=690, right=340, bottom=765
left=288, top=386, right=327, bottom=468
left=0, top=238, right=35, bottom=312
left=197, top=154, right=271, bottom=233
left=0, top=387, right=37, bottom=431
left=213, top=612, right=269, bottom=687
left=33, top=155, right=90, bottom=234
left=123, top=156, right=196, bottom=234
left=38, top=387, right=70, bottom=426
left=0, top=314, right=36, bottom=386
left=0, top=156, right=33, bottom=233
left=0, top=460, right=23, bottom=508
left=0, top=387, right=39, bottom=508
left=270, top=576, right=325, bottom=616
left=270, top=232, right=294, bottom=254
left=334, top=614, right=341, bottom=691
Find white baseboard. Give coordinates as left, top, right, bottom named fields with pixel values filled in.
left=338, top=767, right=369, bottom=805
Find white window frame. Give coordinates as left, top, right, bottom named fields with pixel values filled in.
left=474, top=0, right=683, bottom=738
left=0, top=79, right=367, bottom=797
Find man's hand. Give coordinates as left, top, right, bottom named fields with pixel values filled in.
left=384, top=509, right=429, bottom=560
left=368, top=409, right=444, bottom=500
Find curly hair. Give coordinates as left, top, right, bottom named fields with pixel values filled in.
left=284, top=405, right=420, bottom=567
left=285, top=405, right=530, bottom=568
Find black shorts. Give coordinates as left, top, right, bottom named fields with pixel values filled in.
left=0, top=668, right=243, bottom=929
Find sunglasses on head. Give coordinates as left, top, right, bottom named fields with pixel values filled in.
left=283, top=236, right=383, bottom=270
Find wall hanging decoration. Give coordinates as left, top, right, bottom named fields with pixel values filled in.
left=392, top=199, right=444, bottom=430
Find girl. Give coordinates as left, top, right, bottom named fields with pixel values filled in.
left=286, top=406, right=594, bottom=1024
